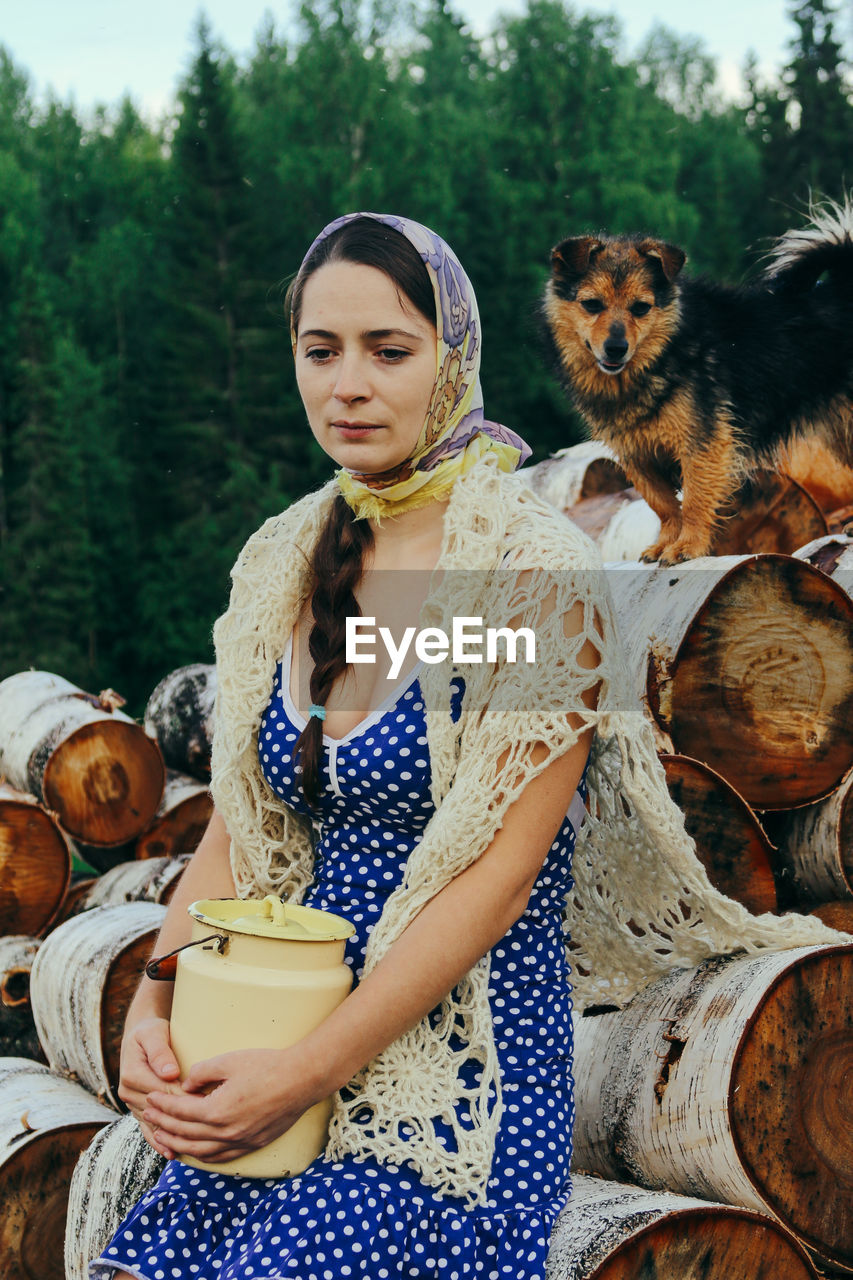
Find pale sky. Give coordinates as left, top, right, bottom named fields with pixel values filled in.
left=0, top=0, right=830, bottom=120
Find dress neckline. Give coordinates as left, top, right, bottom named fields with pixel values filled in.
left=279, top=632, right=425, bottom=747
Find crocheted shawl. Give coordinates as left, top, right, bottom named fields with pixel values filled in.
left=210, top=453, right=842, bottom=1207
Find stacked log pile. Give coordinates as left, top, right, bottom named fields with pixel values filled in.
left=6, top=458, right=853, bottom=1276
left=0, top=667, right=209, bottom=1274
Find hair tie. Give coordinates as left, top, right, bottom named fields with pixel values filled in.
left=308, top=703, right=326, bottom=721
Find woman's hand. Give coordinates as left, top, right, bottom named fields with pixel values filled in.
left=142, top=1046, right=322, bottom=1164
left=118, top=1016, right=185, bottom=1156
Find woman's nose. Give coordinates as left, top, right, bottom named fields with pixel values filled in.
left=332, top=353, right=370, bottom=403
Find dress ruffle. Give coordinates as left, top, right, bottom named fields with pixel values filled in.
left=91, top=1157, right=567, bottom=1280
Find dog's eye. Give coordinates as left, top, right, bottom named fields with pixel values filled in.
left=579, top=299, right=605, bottom=315
left=630, top=302, right=652, bottom=317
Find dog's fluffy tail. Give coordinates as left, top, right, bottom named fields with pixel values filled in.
left=765, top=194, right=853, bottom=287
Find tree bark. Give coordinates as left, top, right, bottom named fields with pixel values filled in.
left=143, top=663, right=216, bottom=781
left=0, top=1057, right=115, bottom=1280
left=30, top=902, right=165, bottom=1108
left=606, top=555, right=853, bottom=808
left=65, top=1113, right=164, bottom=1280
left=765, top=772, right=853, bottom=903
left=546, top=1174, right=818, bottom=1279
left=78, top=854, right=190, bottom=912
left=572, top=944, right=853, bottom=1274
left=0, top=783, right=71, bottom=935
left=0, top=672, right=165, bottom=846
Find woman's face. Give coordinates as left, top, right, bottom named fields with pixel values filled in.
left=294, top=260, right=437, bottom=474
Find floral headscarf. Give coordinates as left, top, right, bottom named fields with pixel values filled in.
left=293, top=212, right=532, bottom=522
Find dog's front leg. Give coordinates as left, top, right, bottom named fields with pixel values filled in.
left=620, top=462, right=683, bottom=563
left=662, top=436, right=739, bottom=564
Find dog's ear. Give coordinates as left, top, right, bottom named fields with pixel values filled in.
left=551, top=237, right=605, bottom=280
left=637, top=239, right=686, bottom=283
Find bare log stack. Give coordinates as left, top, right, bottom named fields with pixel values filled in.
left=0, top=1057, right=115, bottom=1280
left=30, top=902, right=165, bottom=1107
left=0, top=672, right=164, bottom=847
left=0, top=783, right=71, bottom=935
left=571, top=943, right=853, bottom=1275
left=144, top=663, right=216, bottom=781
left=546, top=1174, right=818, bottom=1280
left=78, top=854, right=190, bottom=912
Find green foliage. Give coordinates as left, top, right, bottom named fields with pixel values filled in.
left=0, top=2, right=845, bottom=709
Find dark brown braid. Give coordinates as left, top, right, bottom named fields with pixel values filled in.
left=293, top=495, right=374, bottom=806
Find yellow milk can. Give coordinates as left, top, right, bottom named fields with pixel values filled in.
left=163, top=894, right=355, bottom=1178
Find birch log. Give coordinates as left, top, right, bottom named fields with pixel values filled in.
left=567, top=471, right=825, bottom=563
left=572, top=944, right=853, bottom=1274
left=135, top=769, right=212, bottom=860
left=794, top=532, right=853, bottom=600
left=605, top=554, right=853, bottom=808
left=522, top=442, right=629, bottom=509
left=0, top=938, right=44, bottom=1062
left=30, top=902, right=165, bottom=1107
left=766, top=771, right=853, bottom=903
left=0, top=1057, right=115, bottom=1280
left=78, top=854, right=190, bottom=911
left=65, top=1113, right=165, bottom=1280
left=0, top=783, right=71, bottom=935
left=546, top=1174, right=817, bottom=1280
left=659, top=755, right=778, bottom=914
left=0, top=672, right=165, bottom=845
left=144, top=663, right=216, bottom=780
left=51, top=874, right=98, bottom=929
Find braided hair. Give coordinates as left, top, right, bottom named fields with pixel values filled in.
left=288, top=218, right=435, bottom=806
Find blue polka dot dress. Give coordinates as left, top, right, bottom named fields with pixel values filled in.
left=91, top=635, right=588, bottom=1280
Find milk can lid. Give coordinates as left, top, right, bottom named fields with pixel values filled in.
left=188, top=895, right=355, bottom=941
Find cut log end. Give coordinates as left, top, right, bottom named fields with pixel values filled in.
left=667, top=557, right=853, bottom=809
left=731, top=946, right=853, bottom=1271
left=0, top=1124, right=104, bottom=1280
left=0, top=791, right=71, bottom=936
left=136, top=790, right=212, bottom=861
left=42, top=720, right=164, bottom=845
left=660, top=755, right=777, bottom=914
left=588, top=1208, right=817, bottom=1280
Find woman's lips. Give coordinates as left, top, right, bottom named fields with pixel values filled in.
left=332, top=422, right=384, bottom=439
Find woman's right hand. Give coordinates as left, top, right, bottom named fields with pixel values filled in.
left=118, top=1016, right=183, bottom=1157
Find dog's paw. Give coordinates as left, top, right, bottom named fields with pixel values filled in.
left=657, top=535, right=711, bottom=565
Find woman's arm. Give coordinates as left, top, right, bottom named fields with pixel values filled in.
left=143, top=625, right=600, bottom=1164
left=118, top=809, right=236, bottom=1140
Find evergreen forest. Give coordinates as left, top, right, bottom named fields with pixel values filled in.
left=1, top=0, right=851, bottom=711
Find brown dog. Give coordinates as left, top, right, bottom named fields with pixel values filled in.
left=542, top=206, right=853, bottom=563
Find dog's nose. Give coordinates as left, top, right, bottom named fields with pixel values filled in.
left=603, top=337, right=629, bottom=361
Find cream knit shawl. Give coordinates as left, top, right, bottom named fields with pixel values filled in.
left=210, top=454, right=843, bottom=1207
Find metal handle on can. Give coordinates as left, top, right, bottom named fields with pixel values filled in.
left=145, top=932, right=228, bottom=982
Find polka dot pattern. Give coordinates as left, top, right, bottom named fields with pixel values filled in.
left=91, top=653, right=587, bottom=1280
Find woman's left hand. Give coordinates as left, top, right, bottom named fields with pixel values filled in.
left=142, top=1046, right=322, bottom=1163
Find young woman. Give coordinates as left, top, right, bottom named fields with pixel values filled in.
left=92, top=213, right=839, bottom=1280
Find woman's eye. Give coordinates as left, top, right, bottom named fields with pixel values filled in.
left=579, top=299, right=605, bottom=315
left=305, top=347, right=334, bottom=362
left=630, top=302, right=652, bottom=317
left=378, top=347, right=410, bottom=362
